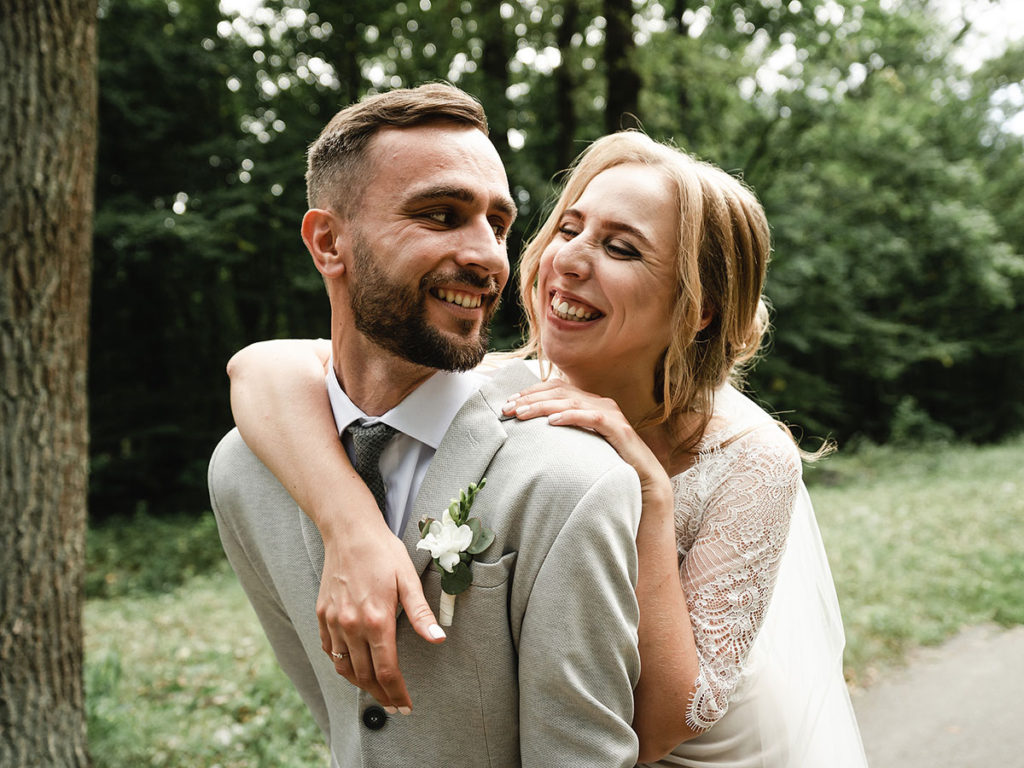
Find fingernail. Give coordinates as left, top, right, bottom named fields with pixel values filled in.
left=515, top=404, right=531, bottom=416
left=501, top=399, right=516, bottom=413
left=398, top=706, right=412, bottom=716
left=548, top=413, right=562, bottom=424
left=428, top=623, right=446, bottom=640
left=384, top=706, right=398, bottom=714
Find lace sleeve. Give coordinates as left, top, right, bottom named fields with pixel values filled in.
left=676, top=428, right=802, bottom=731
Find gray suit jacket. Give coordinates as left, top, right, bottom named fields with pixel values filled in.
left=209, top=361, right=642, bottom=767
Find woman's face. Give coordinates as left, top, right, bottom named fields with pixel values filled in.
left=537, top=163, right=680, bottom=393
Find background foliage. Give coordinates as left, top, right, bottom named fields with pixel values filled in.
left=90, top=0, right=1024, bottom=520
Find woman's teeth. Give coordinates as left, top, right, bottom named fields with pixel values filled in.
left=551, top=296, right=598, bottom=321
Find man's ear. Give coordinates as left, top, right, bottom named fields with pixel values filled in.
left=302, top=208, right=348, bottom=278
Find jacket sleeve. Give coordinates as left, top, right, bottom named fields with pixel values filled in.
left=516, top=461, right=642, bottom=768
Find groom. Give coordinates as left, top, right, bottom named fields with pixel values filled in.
left=209, top=83, right=642, bottom=766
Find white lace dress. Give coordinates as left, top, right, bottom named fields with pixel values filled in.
left=642, top=385, right=868, bottom=767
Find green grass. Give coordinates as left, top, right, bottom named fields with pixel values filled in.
left=806, top=435, right=1024, bottom=686
left=84, top=436, right=1024, bottom=762
left=85, top=567, right=328, bottom=767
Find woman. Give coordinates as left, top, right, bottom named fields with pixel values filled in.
left=228, top=132, right=867, bottom=766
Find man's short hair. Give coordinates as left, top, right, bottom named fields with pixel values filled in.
left=306, top=82, right=489, bottom=215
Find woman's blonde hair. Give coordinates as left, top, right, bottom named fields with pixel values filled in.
left=517, top=131, right=772, bottom=454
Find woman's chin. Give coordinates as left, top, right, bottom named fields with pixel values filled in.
left=543, top=346, right=590, bottom=378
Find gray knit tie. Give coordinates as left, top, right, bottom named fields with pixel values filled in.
left=345, top=422, right=397, bottom=513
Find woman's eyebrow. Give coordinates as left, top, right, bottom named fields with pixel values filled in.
left=562, top=207, right=654, bottom=248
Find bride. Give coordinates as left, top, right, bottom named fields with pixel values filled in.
left=227, top=131, right=867, bottom=766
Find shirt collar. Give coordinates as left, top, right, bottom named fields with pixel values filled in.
left=326, top=358, right=486, bottom=449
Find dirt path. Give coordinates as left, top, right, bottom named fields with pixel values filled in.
left=851, top=624, right=1024, bottom=767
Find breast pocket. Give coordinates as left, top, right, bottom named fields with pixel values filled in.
left=421, top=550, right=518, bottom=635
left=416, top=550, right=520, bottom=764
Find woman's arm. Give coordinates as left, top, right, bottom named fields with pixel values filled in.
left=674, top=428, right=801, bottom=733
left=502, top=380, right=703, bottom=760
left=227, top=339, right=445, bottom=713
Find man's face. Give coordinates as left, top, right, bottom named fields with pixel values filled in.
left=344, top=124, right=516, bottom=371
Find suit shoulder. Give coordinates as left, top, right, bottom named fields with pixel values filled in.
left=509, top=415, right=624, bottom=462
left=210, top=428, right=256, bottom=480
left=208, top=428, right=284, bottom=504
left=496, top=416, right=639, bottom=503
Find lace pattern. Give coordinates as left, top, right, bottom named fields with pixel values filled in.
left=671, top=388, right=802, bottom=731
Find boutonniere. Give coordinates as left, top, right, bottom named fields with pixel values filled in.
left=416, top=478, right=494, bottom=626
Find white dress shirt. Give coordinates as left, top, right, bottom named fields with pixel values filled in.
left=326, top=361, right=487, bottom=536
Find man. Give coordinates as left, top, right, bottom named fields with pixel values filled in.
left=209, top=83, right=642, bottom=766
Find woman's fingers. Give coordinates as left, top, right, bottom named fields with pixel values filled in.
left=315, top=534, right=417, bottom=711
left=325, top=615, right=405, bottom=711
left=504, top=396, right=588, bottom=420
left=503, top=382, right=614, bottom=417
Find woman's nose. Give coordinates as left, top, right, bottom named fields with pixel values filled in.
left=552, top=237, right=593, bottom=279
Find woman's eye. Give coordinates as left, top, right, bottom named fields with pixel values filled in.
left=608, top=242, right=640, bottom=259
left=558, top=224, right=580, bottom=239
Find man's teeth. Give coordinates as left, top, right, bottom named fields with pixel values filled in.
left=436, top=289, right=482, bottom=308
left=552, top=297, right=598, bottom=321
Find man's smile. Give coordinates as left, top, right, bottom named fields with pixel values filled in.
left=431, top=288, right=483, bottom=309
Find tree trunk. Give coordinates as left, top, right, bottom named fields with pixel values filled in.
left=477, top=0, right=511, bottom=161
left=673, top=0, right=692, bottom=132
left=603, top=0, right=641, bottom=133
left=555, top=0, right=580, bottom=172
left=0, top=0, right=98, bottom=765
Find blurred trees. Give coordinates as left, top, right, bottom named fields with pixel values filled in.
left=90, top=0, right=1024, bottom=519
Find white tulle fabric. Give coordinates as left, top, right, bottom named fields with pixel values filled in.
left=644, top=385, right=868, bottom=767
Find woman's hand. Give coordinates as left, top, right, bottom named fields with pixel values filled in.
left=501, top=379, right=673, bottom=509
left=316, top=504, right=445, bottom=714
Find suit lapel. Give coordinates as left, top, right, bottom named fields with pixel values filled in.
left=403, top=361, right=540, bottom=574
left=402, top=391, right=506, bottom=574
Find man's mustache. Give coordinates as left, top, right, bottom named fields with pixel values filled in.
left=421, top=268, right=503, bottom=300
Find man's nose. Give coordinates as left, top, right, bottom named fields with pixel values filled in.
left=454, top=217, right=508, bottom=277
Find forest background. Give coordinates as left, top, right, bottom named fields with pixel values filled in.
left=89, top=0, right=1024, bottom=522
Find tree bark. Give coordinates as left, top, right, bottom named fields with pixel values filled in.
left=603, top=0, right=641, bottom=133
left=0, top=0, right=98, bottom=764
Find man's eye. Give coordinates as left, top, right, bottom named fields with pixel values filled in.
left=425, top=210, right=454, bottom=225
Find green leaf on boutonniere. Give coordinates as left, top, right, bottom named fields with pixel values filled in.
left=466, top=517, right=495, bottom=555
left=418, top=516, right=437, bottom=537
left=440, top=561, right=473, bottom=595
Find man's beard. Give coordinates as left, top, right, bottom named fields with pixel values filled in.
left=348, top=235, right=501, bottom=371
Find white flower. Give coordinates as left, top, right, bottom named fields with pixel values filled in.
left=416, top=509, right=473, bottom=572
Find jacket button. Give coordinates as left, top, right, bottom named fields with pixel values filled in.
left=362, top=705, right=388, bottom=731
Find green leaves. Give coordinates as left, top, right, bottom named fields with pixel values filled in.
left=446, top=478, right=487, bottom=526
left=466, top=517, right=495, bottom=556
left=440, top=561, right=474, bottom=596
left=91, top=0, right=1024, bottom=527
